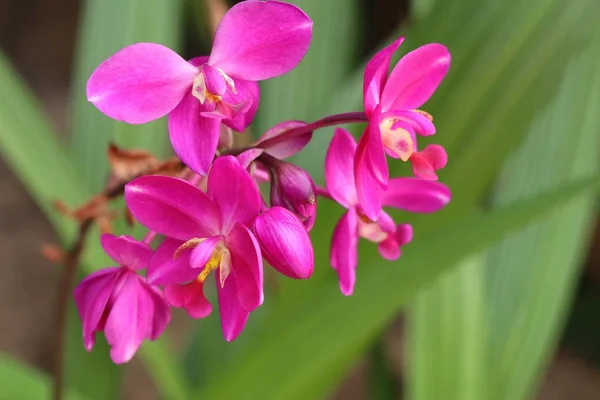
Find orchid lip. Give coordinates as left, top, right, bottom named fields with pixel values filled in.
left=173, top=237, right=232, bottom=287
left=379, top=117, right=415, bottom=161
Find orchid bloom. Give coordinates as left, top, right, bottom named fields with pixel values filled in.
left=125, top=156, right=313, bottom=340
left=73, top=234, right=171, bottom=363
left=87, top=0, right=312, bottom=175
left=326, top=129, right=451, bottom=295
left=356, top=37, right=451, bottom=219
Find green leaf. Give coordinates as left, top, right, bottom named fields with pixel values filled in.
left=195, top=176, right=599, bottom=400
left=407, top=256, right=487, bottom=400
left=193, top=0, right=599, bottom=398
left=0, top=353, right=88, bottom=400
left=486, top=41, right=600, bottom=400
left=69, top=0, right=183, bottom=192
left=0, top=51, right=87, bottom=235
left=405, top=33, right=600, bottom=400
left=0, top=41, right=189, bottom=400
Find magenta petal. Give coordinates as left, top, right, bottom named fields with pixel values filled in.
left=227, top=223, right=263, bottom=312
left=257, top=120, right=312, bottom=159
left=125, top=175, right=220, bottom=240
left=168, top=92, right=221, bottom=175
left=237, top=148, right=264, bottom=169
left=386, top=110, right=436, bottom=136
left=73, top=267, right=121, bottom=351
left=222, top=78, right=260, bottom=131
left=87, top=43, right=198, bottom=124
left=363, top=37, right=403, bottom=117
left=164, top=281, right=212, bottom=319
left=325, top=128, right=359, bottom=208
left=104, top=272, right=153, bottom=364
left=354, top=126, right=385, bottom=221
left=396, top=223, right=413, bottom=246
left=208, top=0, right=312, bottom=81
left=382, top=178, right=451, bottom=213
left=253, top=207, right=314, bottom=279
left=200, top=64, right=227, bottom=96
left=381, top=43, right=451, bottom=111
left=216, top=271, right=249, bottom=342
left=147, top=238, right=199, bottom=286
left=145, top=286, right=171, bottom=340
left=100, top=234, right=152, bottom=270
left=410, top=144, right=448, bottom=181
left=330, top=209, right=359, bottom=296
left=190, top=236, right=223, bottom=269
left=208, top=156, right=261, bottom=231
left=378, top=238, right=400, bottom=260
left=366, top=107, right=389, bottom=186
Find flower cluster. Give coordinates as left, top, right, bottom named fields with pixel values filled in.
left=74, top=0, right=452, bottom=363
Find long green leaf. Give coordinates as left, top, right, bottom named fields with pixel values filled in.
left=194, top=0, right=599, bottom=398
left=486, top=41, right=600, bottom=400
left=0, top=45, right=189, bottom=400
left=196, top=176, right=599, bottom=400
left=69, top=0, right=182, bottom=192
left=0, top=353, right=88, bottom=400
left=406, top=34, right=600, bottom=400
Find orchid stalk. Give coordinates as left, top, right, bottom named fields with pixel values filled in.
left=70, top=0, right=452, bottom=363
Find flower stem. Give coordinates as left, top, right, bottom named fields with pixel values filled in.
left=256, top=111, right=367, bottom=149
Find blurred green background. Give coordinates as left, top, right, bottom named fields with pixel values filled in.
left=0, top=0, right=599, bottom=399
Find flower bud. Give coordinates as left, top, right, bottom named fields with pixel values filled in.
left=253, top=207, right=314, bottom=279
left=269, top=159, right=316, bottom=230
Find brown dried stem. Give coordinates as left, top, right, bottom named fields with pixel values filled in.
left=51, top=157, right=183, bottom=400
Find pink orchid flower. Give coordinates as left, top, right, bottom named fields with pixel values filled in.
left=326, top=129, right=451, bottom=295
left=125, top=156, right=313, bottom=340
left=73, top=234, right=171, bottom=364
left=356, top=38, right=451, bottom=219
left=87, top=0, right=312, bottom=175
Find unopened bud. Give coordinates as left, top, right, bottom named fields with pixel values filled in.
left=269, top=160, right=316, bottom=230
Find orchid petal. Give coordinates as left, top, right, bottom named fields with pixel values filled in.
left=363, top=37, right=403, bottom=117
left=104, top=272, right=153, bottom=364
left=385, top=110, right=436, bottom=136
left=208, top=156, right=261, bottom=232
left=381, top=43, right=451, bottom=111
left=74, top=267, right=120, bottom=351
left=100, top=234, right=152, bottom=270
left=254, top=207, right=314, bottom=279
left=125, top=176, right=220, bottom=240
left=200, top=64, right=227, bottom=96
left=190, top=235, right=223, bottom=269
left=257, top=120, right=312, bottom=159
left=145, top=286, right=172, bottom=340
left=168, top=92, right=221, bottom=175
left=147, top=238, right=199, bottom=286
left=227, top=223, right=263, bottom=312
left=330, top=209, right=359, bottom=296
left=209, top=0, right=312, bottom=81
left=216, top=271, right=249, bottom=342
left=378, top=238, right=401, bottom=260
left=382, top=178, right=451, bottom=213
left=410, top=144, right=448, bottom=181
left=325, top=128, right=359, bottom=208
left=354, top=115, right=387, bottom=220
left=164, top=281, right=212, bottom=319
left=87, top=43, right=198, bottom=124
left=222, top=78, right=260, bottom=131
left=237, top=148, right=264, bottom=170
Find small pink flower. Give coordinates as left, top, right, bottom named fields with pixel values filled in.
left=87, top=0, right=313, bottom=175
left=356, top=38, right=450, bottom=219
left=326, top=129, right=451, bottom=295
left=73, top=234, right=171, bottom=364
left=125, top=156, right=263, bottom=341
